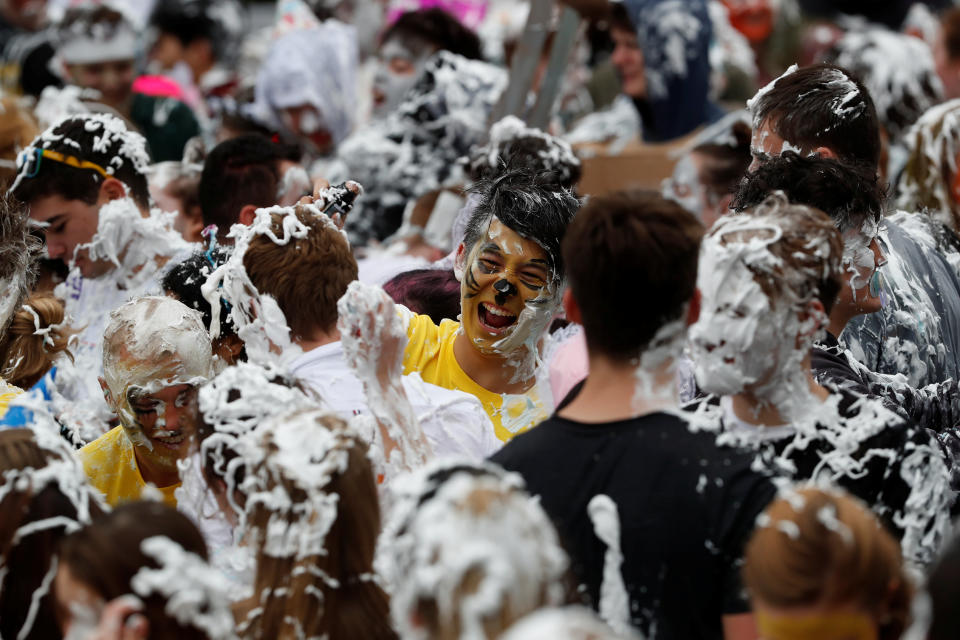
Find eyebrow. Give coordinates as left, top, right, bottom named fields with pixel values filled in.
left=32, top=214, right=67, bottom=229
left=480, top=242, right=502, bottom=254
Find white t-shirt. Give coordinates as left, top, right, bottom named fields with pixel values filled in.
left=289, top=341, right=502, bottom=459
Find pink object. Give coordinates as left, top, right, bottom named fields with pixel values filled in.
left=132, top=75, right=185, bottom=101
left=549, top=330, right=589, bottom=405
left=386, top=0, right=488, bottom=30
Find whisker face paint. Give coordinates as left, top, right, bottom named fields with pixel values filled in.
left=458, top=218, right=558, bottom=370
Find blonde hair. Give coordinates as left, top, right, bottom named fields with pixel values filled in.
left=743, top=486, right=912, bottom=640
left=0, top=293, right=75, bottom=389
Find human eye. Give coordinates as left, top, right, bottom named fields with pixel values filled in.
left=478, top=256, right=500, bottom=274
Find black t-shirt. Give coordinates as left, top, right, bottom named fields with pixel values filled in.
left=490, top=410, right=776, bottom=640
left=685, top=388, right=955, bottom=566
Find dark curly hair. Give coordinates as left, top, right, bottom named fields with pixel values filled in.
left=732, top=151, right=886, bottom=234
left=381, top=8, right=483, bottom=61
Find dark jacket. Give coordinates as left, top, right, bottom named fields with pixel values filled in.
left=622, top=0, right=724, bottom=142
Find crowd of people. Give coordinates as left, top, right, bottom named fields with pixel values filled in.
left=6, top=0, right=960, bottom=638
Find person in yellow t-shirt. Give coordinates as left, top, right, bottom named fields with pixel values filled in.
left=78, top=296, right=215, bottom=507
left=397, top=170, right=581, bottom=441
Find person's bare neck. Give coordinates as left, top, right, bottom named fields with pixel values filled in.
left=729, top=356, right=830, bottom=427
left=132, top=448, right=179, bottom=488
left=559, top=353, right=676, bottom=423
left=296, top=327, right=341, bottom=352
left=452, top=331, right=536, bottom=394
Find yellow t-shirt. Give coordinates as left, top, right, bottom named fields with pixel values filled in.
left=77, top=426, right=179, bottom=508
left=403, top=314, right=548, bottom=442
left=0, top=381, right=23, bottom=418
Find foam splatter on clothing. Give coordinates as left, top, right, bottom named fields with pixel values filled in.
left=402, top=313, right=549, bottom=441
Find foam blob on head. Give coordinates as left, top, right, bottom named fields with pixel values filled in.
left=689, top=193, right=842, bottom=398
left=102, top=295, right=214, bottom=424
left=382, top=461, right=569, bottom=639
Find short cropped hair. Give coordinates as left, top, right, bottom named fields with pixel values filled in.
left=381, top=8, right=483, bottom=61
left=563, top=190, right=703, bottom=362
left=750, top=64, right=881, bottom=169
left=11, top=115, right=151, bottom=210
left=731, top=151, right=885, bottom=234
left=243, top=205, right=358, bottom=339
left=464, top=169, right=580, bottom=285
left=199, top=135, right=281, bottom=238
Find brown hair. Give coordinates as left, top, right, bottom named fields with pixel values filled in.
left=0, top=429, right=102, bottom=640
left=239, top=412, right=395, bottom=640
left=0, top=293, right=76, bottom=389
left=943, top=7, right=960, bottom=61
left=743, top=487, right=912, bottom=640
left=562, top=189, right=703, bottom=362
left=243, top=204, right=358, bottom=339
left=58, top=501, right=211, bottom=640
left=693, top=121, right=752, bottom=204
left=716, top=193, right=844, bottom=315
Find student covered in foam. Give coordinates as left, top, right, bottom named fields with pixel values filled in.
left=53, top=501, right=235, bottom=640
left=732, top=153, right=960, bottom=456
left=232, top=409, right=396, bottom=639
left=492, top=190, right=777, bottom=639
left=78, top=296, right=215, bottom=507
left=747, top=62, right=960, bottom=390
left=685, top=193, right=955, bottom=567
left=9, top=113, right=195, bottom=440
left=343, top=169, right=579, bottom=442
left=54, top=3, right=200, bottom=162
left=202, top=198, right=499, bottom=463
left=379, top=460, right=571, bottom=639
left=0, top=428, right=104, bottom=640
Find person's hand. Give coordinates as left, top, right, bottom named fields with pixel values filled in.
left=297, top=179, right=363, bottom=231
left=337, top=281, right=406, bottom=391
left=86, top=596, right=148, bottom=640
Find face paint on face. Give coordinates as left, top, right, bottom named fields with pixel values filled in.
left=372, top=38, right=433, bottom=119
left=458, top=218, right=558, bottom=362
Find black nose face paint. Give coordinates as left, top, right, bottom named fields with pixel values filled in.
left=493, top=278, right=518, bottom=306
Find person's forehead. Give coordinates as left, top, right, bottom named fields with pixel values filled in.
left=481, top=218, right=548, bottom=259
left=27, top=194, right=89, bottom=221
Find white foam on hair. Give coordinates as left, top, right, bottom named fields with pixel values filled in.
left=132, top=536, right=237, bottom=640
left=380, top=460, right=569, bottom=640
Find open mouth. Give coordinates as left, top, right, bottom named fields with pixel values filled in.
left=477, top=301, right=517, bottom=334
left=151, top=431, right=185, bottom=451
left=372, top=88, right=385, bottom=107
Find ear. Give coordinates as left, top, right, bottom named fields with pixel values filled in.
left=453, top=243, right=467, bottom=281
left=562, top=288, right=582, bottom=324
left=100, top=177, right=128, bottom=202
left=686, top=289, right=701, bottom=326
left=813, top=146, right=837, bottom=160
left=183, top=205, right=206, bottom=243
left=238, top=204, right=258, bottom=227
left=99, top=377, right=114, bottom=406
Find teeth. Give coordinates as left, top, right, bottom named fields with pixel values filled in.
left=482, top=303, right=515, bottom=318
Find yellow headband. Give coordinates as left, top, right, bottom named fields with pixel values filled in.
left=756, top=609, right=878, bottom=640
left=17, top=147, right=111, bottom=180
